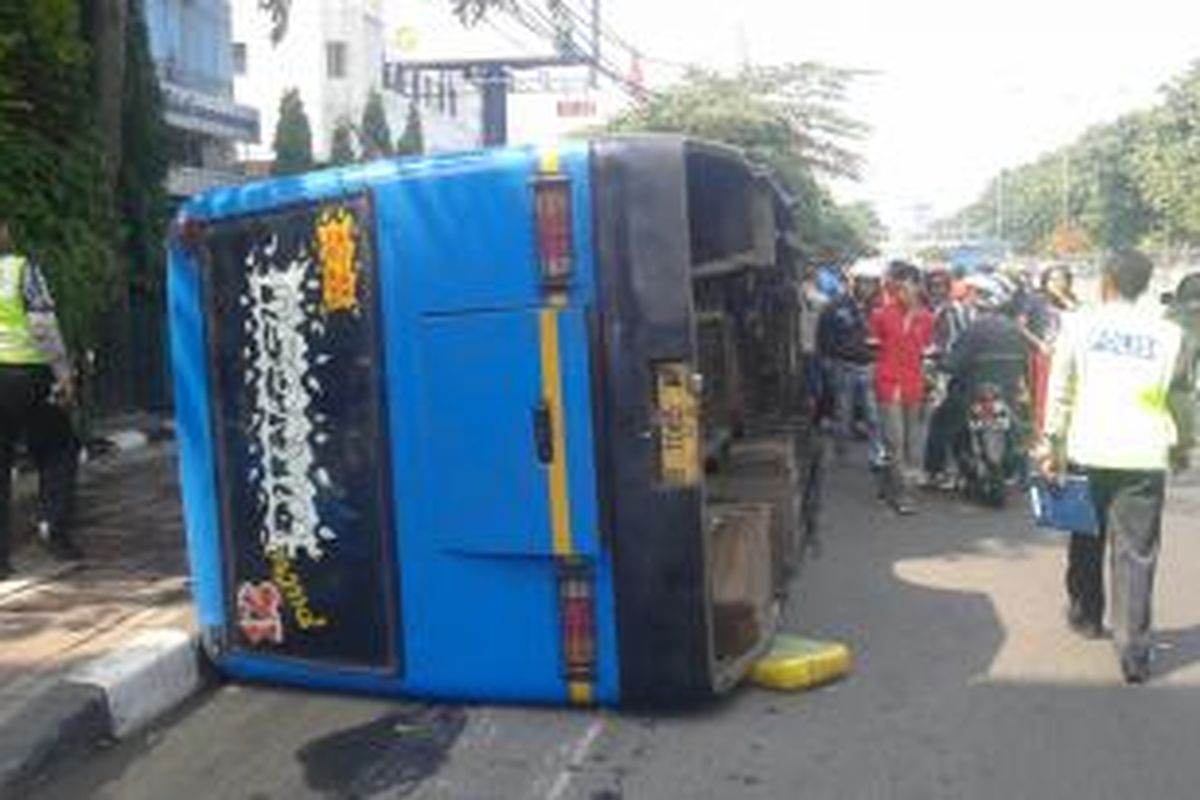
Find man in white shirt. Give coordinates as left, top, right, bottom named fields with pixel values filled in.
left=1038, top=250, right=1194, bottom=683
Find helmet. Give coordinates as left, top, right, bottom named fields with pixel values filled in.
left=847, top=257, right=886, bottom=280
left=966, top=274, right=1012, bottom=312
left=816, top=265, right=844, bottom=298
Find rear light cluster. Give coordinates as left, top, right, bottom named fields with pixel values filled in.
left=174, top=216, right=207, bottom=255
left=534, top=174, right=573, bottom=289
left=557, top=558, right=597, bottom=687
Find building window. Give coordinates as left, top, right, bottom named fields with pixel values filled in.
left=449, top=85, right=458, bottom=118
left=232, top=42, right=247, bottom=76
left=326, top=41, right=348, bottom=79
left=437, top=75, right=447, bottom=113
left=423, top=76, right=433, bottom=108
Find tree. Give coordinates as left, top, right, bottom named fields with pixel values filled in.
left=273, top=88, right=314, bottom=175
left=608, top=65, right=866, bottom=181
left=1, top=0, right=168, bottom=412
left=944, top=61, right=1200, bottom=254
left=359, top=90, right=393, bottom=160
left=605, top=65, right=870, bottom=260
left=0, top=0, right=117, bottom=347
left=451, top=0, right=512, bottom=25
left=839, top=201, right=888, bottom=250
left=330, top=117, right=357, bottom=165
left=258, top=0, right=292, bottom=43
left=396, top=102, right=425, bottom=157
left=1132, top=65, right=1200, bottom=246
left=117, top=0, right=170, bottom=408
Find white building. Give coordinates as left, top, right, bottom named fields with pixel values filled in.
left=231, top=0, right=480, bottom=165
left=145, top=0, right=259, bottom=196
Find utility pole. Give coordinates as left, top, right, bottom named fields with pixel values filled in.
left=1060, top=149, right=1071, bottom=225
left=480, top=66, right=509, bottom=147
left=590, top=0, right=600, bottom=89
left=995, top=169, right=1005, bottom=243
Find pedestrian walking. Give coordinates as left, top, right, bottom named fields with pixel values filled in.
left=1037, top=250, right=1194, bottom=683
left=798, top=264, right=830, bottom=418
left=869, top=261, right=934, bottom=513
left=1024, top=263, right=1079, bottom=436
left=0, top=219, right=82, bottom=578
left=817, top=270, right=881, bottom=464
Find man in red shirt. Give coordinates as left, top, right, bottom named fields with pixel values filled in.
left=869, top=261, right=934, bottom=513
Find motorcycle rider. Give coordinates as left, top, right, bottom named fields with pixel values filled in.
left=924, top=275, right=1027, bottom=489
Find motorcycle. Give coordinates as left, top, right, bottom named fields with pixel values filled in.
left=957, top=382, right=1015, bottom=508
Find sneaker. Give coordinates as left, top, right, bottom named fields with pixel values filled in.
left=1120, top=649, right=1151, bottom=685
left=37, top=527, right=84, bottom=562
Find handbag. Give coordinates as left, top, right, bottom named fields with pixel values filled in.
left=1028, top=474, right=1099, bottom=535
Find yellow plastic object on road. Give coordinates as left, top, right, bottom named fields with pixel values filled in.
left=748, top=634, right=852, bottom=692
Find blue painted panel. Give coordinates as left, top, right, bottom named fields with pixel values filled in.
left=167, top=241, right=224, bottom=631
left=383, top=154, right=543, bottom=312
left=175, top=141, right=622, bottom=703
left=415, top=310, right=550, bottom=555
left=557, top=308, right=601, bottom=558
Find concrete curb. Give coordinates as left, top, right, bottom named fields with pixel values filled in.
left=0, top=628, right=209, bottom=794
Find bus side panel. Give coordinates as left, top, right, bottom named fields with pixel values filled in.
left=372, top=144, right=619, bottom=703
left=590, top=140, right=714, bottom=703
left=169, top=239, right=227, bottom=636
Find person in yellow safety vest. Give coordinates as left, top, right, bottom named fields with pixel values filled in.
left=0, top=218, right=81, bottom=579
left=1037, top=249, right=1195, bottom=684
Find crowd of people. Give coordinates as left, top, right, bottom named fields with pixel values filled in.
left=804, top=255, right=1045, bottom=513
left=801, top=249, right=1196, bottom=683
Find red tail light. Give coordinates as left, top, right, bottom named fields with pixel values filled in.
left=558, top=559, right=596, bottom=684
left=174, top=216, right=207, bottom=254
left=534, top=175, right=573, bottom=288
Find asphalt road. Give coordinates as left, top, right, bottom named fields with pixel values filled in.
left=24, top=448, right=1200, bottom=800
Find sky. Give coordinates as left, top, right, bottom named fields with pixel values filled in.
left=388, top=0, right=1200, bottom=235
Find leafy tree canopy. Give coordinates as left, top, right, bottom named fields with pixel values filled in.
left=396, top=103, right=425, bottom=157
left=947, top=61, right=1200, bottom=254
left=329, top=117, right=357, bottom=165
left=359, top=89, right=393, bottom=160
left=273, top=88, right=314, bottom=175
left=606, top=65, right=873, bottom=260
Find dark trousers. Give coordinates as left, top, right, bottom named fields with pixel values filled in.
left=924, top=382, right=967, bottom=475
left=0, top=364, right=79, bottom=566
left=1066, top=469, right=1166, bottom=658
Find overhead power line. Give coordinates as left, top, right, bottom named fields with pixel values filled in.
left=505, top=0, right=654, bottom=101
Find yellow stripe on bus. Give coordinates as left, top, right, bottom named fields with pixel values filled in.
left=568, top=680, right=594, bottom=705
left=539, top=148, right=561, bottom=175
left=539, top=308, right=573, bottom=557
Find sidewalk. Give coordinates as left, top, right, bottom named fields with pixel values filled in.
left=0, top=433, right=195, bottom=790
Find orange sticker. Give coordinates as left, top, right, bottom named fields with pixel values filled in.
left=316, top=208, right=359, bottom=313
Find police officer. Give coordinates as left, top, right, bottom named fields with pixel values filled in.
left=0, top=219, right=81, bottom=578
left=1037, top=249, right=1194, bottom=684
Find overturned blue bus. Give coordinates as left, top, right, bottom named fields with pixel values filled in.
left=169, top=136, right=812, bottom=706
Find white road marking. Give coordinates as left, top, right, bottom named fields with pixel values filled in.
left=543, top=718, right=605, bottom=800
